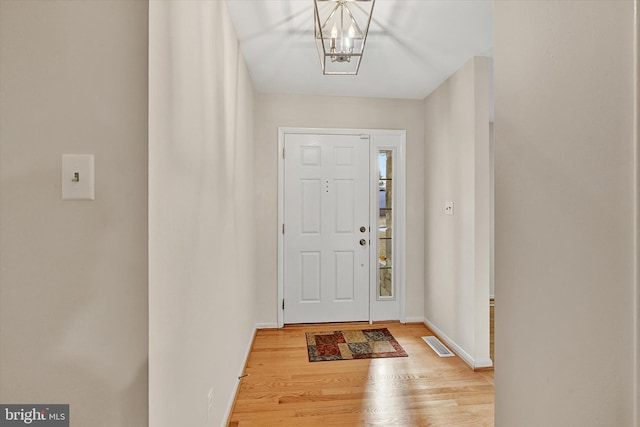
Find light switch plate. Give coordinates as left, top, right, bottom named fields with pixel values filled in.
left=444, top=201, right=454, bottom=216
left=62, top=154, right=94, bottom=200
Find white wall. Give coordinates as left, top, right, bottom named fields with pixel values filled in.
left=0, top=1, right=148, bottom=425
left=495, top=1, right=636, bottom=425
left=254, top=93, right=425, bottom=325
left=423, top=57, right=491, bottom=368
left=148, top=2, right=257, bottom=426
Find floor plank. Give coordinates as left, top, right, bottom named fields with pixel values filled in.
left=228, top=322, right=494, bottom=426
left=490, top=303, right=495, bottom=363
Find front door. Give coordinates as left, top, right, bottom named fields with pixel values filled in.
left=283, top=133, right=370, bottom=323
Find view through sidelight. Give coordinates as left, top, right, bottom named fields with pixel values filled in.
left=378, top=150, right=393, bottom=298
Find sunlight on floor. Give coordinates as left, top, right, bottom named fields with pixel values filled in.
left=361, top=359, right=415, bottom=425
left=229, top=323, right=494, bottom=425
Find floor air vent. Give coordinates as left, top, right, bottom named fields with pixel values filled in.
left=422, top=336, right=455, bottom=357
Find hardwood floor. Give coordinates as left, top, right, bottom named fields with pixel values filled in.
left=228, top=322, right=494, bottom=426
left=490, top=303, right=495, bottom=363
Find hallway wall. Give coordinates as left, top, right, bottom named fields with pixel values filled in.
left=423, top=57, right=491, bottom=368
left=0, top=1, right=149, bottom=425
left=148, top=2, right=257, bottom=425
left=494, top=1, right=636, bottom=425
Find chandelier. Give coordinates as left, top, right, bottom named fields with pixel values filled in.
left=313, top=0, right=376, bottom=75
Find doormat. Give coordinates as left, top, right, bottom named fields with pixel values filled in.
left=305, top=328, right=408, bottom=362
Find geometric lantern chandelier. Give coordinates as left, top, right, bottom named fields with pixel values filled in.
left=313, top=0, right=376, bottom=75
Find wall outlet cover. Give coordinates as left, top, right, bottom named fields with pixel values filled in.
left=445, top=201, right=454, bottom=215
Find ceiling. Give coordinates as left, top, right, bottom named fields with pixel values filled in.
left=226, top=0, right=493, bottom=100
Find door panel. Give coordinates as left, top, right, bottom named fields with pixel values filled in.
left=301, top=180, right=321, bottom=234
left=300, top=252, right=321, bottom=301
left=335, top=179, right=355, bottom=233
left=283, top=133, right=369, bottom=323
left=334, top=251, right=355, bottom=300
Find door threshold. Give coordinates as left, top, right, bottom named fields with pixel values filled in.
left=283, top=320, right=401, bottom=329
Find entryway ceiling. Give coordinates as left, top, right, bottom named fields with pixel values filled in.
left=226, top=0, right=493, bottom=100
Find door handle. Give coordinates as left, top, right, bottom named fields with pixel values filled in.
left=359, top=239, right=367, bottom=246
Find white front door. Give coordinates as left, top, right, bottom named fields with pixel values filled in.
left=283, top=133, right=370, bottom=323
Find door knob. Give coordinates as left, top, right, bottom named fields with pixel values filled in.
left=359, top=239, right=367, bottom=246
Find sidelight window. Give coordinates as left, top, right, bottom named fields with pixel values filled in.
left=378, top=150, right=394, bottom=299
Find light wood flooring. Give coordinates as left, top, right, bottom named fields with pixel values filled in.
left=490, top=304, right=495, bottom=363
left=228, top=322, right=494, bottom=426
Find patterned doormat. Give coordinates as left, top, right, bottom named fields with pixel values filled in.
left=305, top=328, right=408, bottom=362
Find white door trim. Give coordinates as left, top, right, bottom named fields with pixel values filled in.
left=278, top=127, right=406, bottom=327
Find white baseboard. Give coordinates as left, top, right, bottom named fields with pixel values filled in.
left=255, top=322, right=278, bottom=329
left=404, top=316, right=425, bottom=323
left=423, top=318, right=493, bottom=369
left=474, top=357, right=494, bottom=369
left=223, top=325, right=257, bottom=426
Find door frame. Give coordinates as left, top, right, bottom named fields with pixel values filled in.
left=277, top=127, right=406, bottom=327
